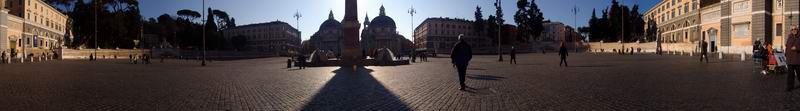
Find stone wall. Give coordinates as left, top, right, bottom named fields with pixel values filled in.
left=60, top=49, right=151, bottom=59
left=588, top=42, right=752, bottom=55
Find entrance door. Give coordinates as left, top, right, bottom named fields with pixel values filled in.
left=708, top=29, right=718, bottom=52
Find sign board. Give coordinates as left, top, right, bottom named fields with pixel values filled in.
left=775, top=52, right=787, bottom=67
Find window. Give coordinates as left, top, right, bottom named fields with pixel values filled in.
left=733, top=23, right=750, bottom=38
left=776, top=23, right=783, bottom=36
left=684, top=31, right=689, bottom=40
left=671, top=0, right=675, bottom=6
left=684, top=3, right=689, bottom=13
left=733, top=1, right=750, bottom=14
left=778, top=0, right=784, bottom=8
left=671, top=11, right=675, bottom=18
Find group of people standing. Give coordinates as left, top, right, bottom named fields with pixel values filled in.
left=411, top=50, right=429, bottom=63
left=449, top=34, right=570, bottom=90
left=128, top=54, right=152, bottom=64
left=0, top=51, right=9, bottom=64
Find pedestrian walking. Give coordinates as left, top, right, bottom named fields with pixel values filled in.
left=786, top=25, right=800, bottom=92
left=451, top=35, right=472, bottom=90
left=559, top=42, right=569, bottom=67
left=510, top=46, right=517, bottom=64
left=701, top=41, right=709, bottom=63
left=1, top=51, right=5, bottom=64
left=421, top=52, right=427, bottom=62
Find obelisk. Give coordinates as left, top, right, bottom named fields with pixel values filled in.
left=341, top=0, right=361, bottom=67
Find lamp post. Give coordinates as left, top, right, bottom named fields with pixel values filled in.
left=94, top=0, right=99, bottom=61
left=572, top=4, right=579, bottom=52
left=293, top=10, right=301, bottom=58
left=620, top=0, right=625, bottom=55
left=495, top=0, right=503, bottom=61
left=408, top=6, right=416, bottom=49
left=201, top=0, right=207, bottom=66
left=294, top=10, right=302, bottom=29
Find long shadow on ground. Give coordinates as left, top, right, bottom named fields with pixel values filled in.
left=300, top=66, right=410, bottom=110
left=467, top=74, right=506, bottom=81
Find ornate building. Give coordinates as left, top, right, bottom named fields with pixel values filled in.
left=361, top=6, right=412, bottom=56
left=1, top=0, right=69, bottom=58
left=644, top=0, right=799, bottom=54
left=306, top=11, right=343, bottom=55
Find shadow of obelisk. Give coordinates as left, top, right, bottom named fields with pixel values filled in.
left=340, top=0, right=362, bottom=69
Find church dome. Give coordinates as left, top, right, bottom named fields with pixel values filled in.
left=320, top=10, right=342, bottom=29
left=369, top=5, right=396, bottom=28
left=370, top=16, right=396, bottom=28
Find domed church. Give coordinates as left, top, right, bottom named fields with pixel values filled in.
left=361, top=5, right=413, bottom=57
left=307, top=10, right=344, bottom=55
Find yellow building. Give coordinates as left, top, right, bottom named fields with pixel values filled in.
left=645, top=0, right=799, bottom=54
left=644, top=0, right=701, bottom=44
left=1, top=0, right=69, bottom=58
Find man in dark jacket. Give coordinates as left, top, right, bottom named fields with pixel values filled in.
left=559, top=42, right=569, bottom=67
left=787, top=25, right=800, bottom=92
left=700, top=41, right=709, bottom=63
left=451, top=35, right=472, bottom=90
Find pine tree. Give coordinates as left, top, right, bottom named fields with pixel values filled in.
left=514, top=0, right=530, bottom=43
left=474, top=6, right=485, bottom=34
left=527, top=0, right=544, bottom=42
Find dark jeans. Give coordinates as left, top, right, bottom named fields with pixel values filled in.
left=788, top=65, right=800, bottom=90
left=510, top=57, right=517, bottom=64
left=560, top=57, right=568, bottom=66
left=456, top=64, right=468, bottom=88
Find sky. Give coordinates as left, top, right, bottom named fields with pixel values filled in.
left=140, top=0, right=659, bottom=41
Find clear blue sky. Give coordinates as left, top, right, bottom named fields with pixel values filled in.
left=140, top=0, right=658, bottom=41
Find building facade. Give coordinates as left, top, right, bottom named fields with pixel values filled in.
left=1, top=0, right=69, bottom=58
left=645, top=0, right=799, bottom=54
left=414, top=17, right=580, bottom=54
left=361, top=6, right=413, bottom=56
left=413, top=17, right=494, bottom=54
left=222, top=21, right=301, bottom=55
left=536, top=22, right=581, bottom=42
left=306, top=11, right=343, bottom=55
left=644, top=0, right=702, bottom=44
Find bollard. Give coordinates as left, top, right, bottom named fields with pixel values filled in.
left=719, top=52, right=724, bottom=59
left=740, top=52, right=746, bottom=61
left=689, top=52, right=693, bottom=56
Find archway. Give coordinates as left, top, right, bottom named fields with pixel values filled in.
left=706, top=28, right=718, bottom=52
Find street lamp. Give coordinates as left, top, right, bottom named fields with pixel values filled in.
left=572, top=4, right=579, bottom=52
left=293, top=10, right=302, bottom=57
left=408, top=6, right=416, bottom=53
left=94, top=0, right=99, bottom=61
left=495, top=0, right=503, bottom=61
left=201, top=0, right=207, bottom=66
left=294, top=10, right=302, bottom=29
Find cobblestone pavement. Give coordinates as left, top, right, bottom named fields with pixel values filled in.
left=1, top=53, right=800, bottom=110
